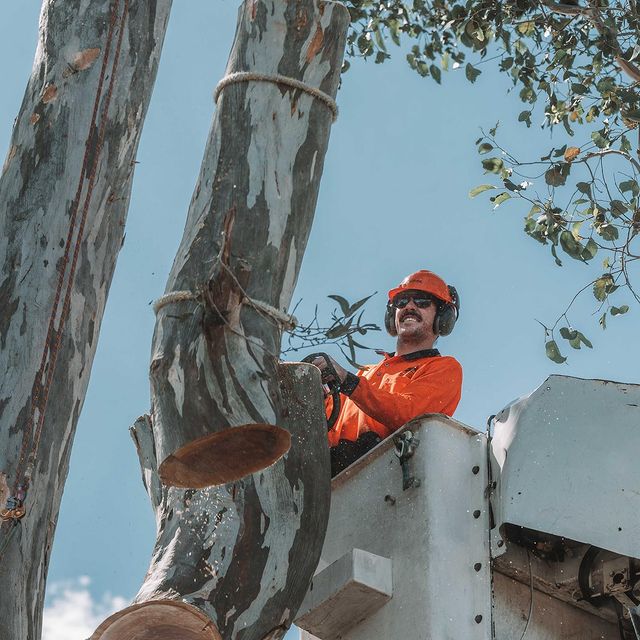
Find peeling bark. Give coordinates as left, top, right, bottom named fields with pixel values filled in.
left=0, top=2, right=172, bottom=638
left=93, top=362, right=330, bottom=640
left=150, top=0, right=349, bottom=488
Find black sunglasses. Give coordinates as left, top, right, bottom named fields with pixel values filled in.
left=392, top=294, right=435, bottom=309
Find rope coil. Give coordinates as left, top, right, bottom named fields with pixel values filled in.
left=214, top=71, right=338, bottom=122
left=153, top=290, right=297, bottom=331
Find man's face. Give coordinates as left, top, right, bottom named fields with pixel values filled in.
left=393, top=290, right=438, bottom=342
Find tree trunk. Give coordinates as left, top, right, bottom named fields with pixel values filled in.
left=91, top=362, right=330, bottom=640
left=149, top=0, right=349, bottom=489
left=0, top=2, right=172, bottom=638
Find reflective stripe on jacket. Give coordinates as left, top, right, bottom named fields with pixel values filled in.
left=327, top=350, right=462, bottom=447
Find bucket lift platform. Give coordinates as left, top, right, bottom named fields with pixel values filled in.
left=295, top=375, right=640, bottom=639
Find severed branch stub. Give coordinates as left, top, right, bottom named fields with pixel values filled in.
left=149, top=0, right=349, bottom=488
left=92, top=362, right=331, bottom=640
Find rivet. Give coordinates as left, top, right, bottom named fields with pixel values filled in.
left=474, top=562, right=482, bottom=572
left=497, top=539, right=504, bottom=547
left=384, top=494, right=396, bottom=506
left=475, top=614, right=483, bottom=623
left=473, top=509, right=481, bottom=519
left=472, top=465, right=480, bottom=475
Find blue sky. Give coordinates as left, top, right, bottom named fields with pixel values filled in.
left=2, top=2, right=639, bottom=638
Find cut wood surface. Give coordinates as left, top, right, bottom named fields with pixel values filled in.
left=0, top=2, right=172, bottom=639
left=92, top=362, right=331, bottom=640
left=149, top=0, right=349, bottom=488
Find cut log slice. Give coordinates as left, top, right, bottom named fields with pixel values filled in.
left=90, top=600, right=222, bottom=640
left=158, top=423, right=291, bottom=488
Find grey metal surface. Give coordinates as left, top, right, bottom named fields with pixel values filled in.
left=295, top=549, right=392, bottom=639
left=493, top=572, right=618, bottom=639
left=490, top=375, right=640, bottom=559
left=296, top=415, right=492, bottom=640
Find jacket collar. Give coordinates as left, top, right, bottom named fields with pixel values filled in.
left=378, top=348, right=441, bottom=361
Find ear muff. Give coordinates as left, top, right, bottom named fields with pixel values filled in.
left=385, top=302, right=397, bottom=336
left=434, top=285, right=460, bottom=336
left=385, top=285, right=460, bottom=337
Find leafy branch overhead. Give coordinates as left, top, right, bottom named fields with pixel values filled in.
left=340, top=0, right=638, bottom=362
left=283, top=293, right=380, bottom=368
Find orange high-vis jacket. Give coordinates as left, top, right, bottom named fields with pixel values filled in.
left=327, top=350, right=462, bottom=448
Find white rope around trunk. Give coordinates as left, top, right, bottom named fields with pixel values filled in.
left=153, top=290, right=297, bottom=331
left=214, top=71, right=338, bottom=122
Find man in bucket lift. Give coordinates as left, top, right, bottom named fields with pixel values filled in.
left=312, top=270, right=462, bottom=476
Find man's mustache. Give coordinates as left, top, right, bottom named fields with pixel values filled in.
left=400, top=310, right=422, bottom=321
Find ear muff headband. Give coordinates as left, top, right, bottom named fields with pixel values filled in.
left=385, top=285, right=460, bottom=337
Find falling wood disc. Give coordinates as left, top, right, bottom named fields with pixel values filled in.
left=90, top=600, right=222, bottom=640
left=158, top=423, right=291, bottom=488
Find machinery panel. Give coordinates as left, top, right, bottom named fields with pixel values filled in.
left=490, top=375, right=640, bottom=559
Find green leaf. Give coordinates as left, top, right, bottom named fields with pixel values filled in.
left=569, top=336, right=581, bottom=349
left=489, top=122, right=499, bottom=136
left=610, top=200, right=627, bottom=217
left=478, top=142, right=494, bottom=154
left=347, top=293, right=375, bottom=316
left=553, top=145, right=568, bottom=158
left=622, top=108, right=640, bottom=123
left=482, top=157, right=504, bottom=174
left=559, top=327, right=578, bottom=340
left=490, top=192, right=511, bottom=208
left=597, top=223, right=619, bottom=241
left=611, top=305, right=629, bottom=316
left=559, top=230, right=583, bottom=260
left=571, top=82, right=588, bottom=95
left=328, top=294, right=350, bottom=315
left=518, top=110, right=532, bottom=127
left=593, top=274, right=614, bottom=301
left=545, top=340, right=567, bottom=364
left=325, top=318, right=353, bottom=339
left=581, top=238, right=598, bottom=261
left=430, top=64, right=442, bottom=84
left=578, top=332, right=593, bottom=348
left=620, top=135, right=632, bottom=153
left=591, top=129, right=609, bottom=149
left=551, top=244, right=563, bottom=266
left=545, top=163, right=570, bottom=187
left=469, top=184, right=496, bottom=197
left=465, top=63, right=482, bottom=83
left=619, top=179, right=639, bottom=196
left=599, top=311, right=607, bottom=330
left=576, top=181, right=592, bottom=195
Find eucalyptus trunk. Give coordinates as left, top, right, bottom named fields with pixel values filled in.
left=92, top=362, right=330, bottom=640
left=148, top=0, right=349, bottom=489
left=0, top=2, right=172, bottom=639
left=92, top=0, right=348, bottom=636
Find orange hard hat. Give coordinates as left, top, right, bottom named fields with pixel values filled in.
left=388, top=270, right=453, bottom=304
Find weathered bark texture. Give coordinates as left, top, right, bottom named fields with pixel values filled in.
left=0, top=2, right=172, bottom=639
left=150, top=0, right=349, bottom=488
left=92, top=362, right=330, bottom=640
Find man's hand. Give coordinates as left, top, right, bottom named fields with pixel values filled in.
left=312, top=355, right=348, bottom=384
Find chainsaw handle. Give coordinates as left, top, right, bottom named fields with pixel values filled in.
left=301, top=353, right=342, bottom=431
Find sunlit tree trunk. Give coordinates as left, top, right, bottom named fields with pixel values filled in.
left=92, top=0, right=348, bottom=637
left=147, top=0, right=348, bottom=491
left=0, top=2, right=172, bottom=638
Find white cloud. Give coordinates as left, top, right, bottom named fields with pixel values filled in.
left=43, top=577, right=128, bottom=640
left=43, top=577, right=302, bottom=640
